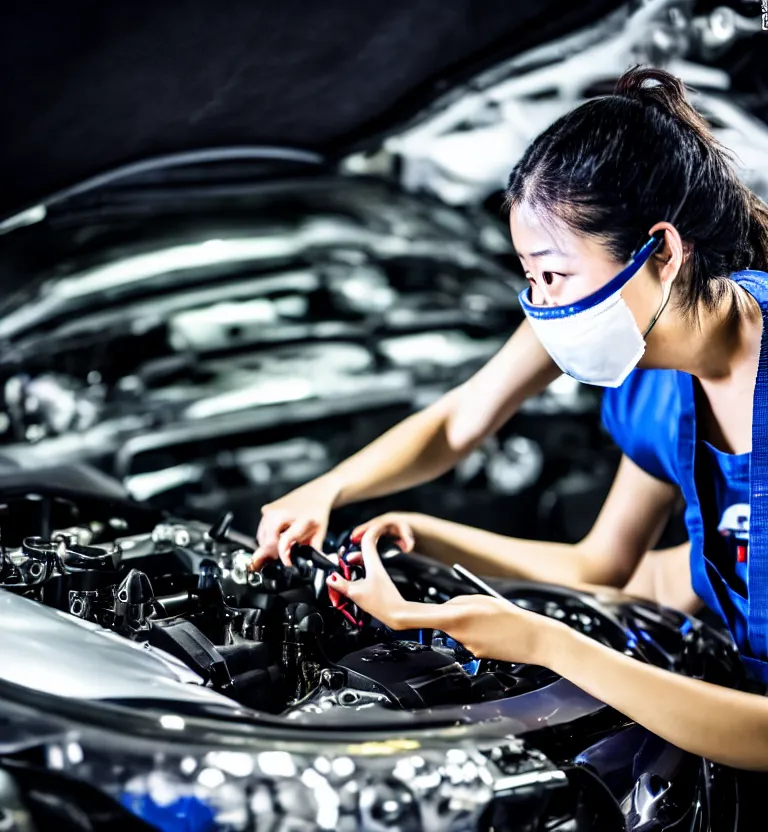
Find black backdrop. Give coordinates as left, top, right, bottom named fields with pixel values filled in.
left=0, top=0, right=620, bottom=216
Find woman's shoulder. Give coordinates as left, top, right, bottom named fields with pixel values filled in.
left=601, top=367, right=682, bottom=484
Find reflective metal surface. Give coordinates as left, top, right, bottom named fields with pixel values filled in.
left=1, top=685, right=577, bottom=832
left=354, top=0, right=768, bottom=206
left=622, top=772, right=674, bottom=832
left=0, top=591, right=234, bottom=705
left=0, top=172, right=607, bottom=541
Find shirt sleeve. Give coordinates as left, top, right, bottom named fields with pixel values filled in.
left=600, top=369, right=679, bottom=485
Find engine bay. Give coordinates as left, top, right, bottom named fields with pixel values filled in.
left=0, top=489, right=743, bottom=721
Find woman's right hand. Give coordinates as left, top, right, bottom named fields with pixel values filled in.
left=250, top=482, right=338, bottom=570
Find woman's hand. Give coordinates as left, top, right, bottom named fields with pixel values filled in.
left=327, top=525, right=414, bottom=629
left=440, top=595, right=557, bottom=665
left=251, top=480, right=339, bottom=571
left=349, top=512, right=417, bottom=553
left=329, top=523, right=562, bottom=666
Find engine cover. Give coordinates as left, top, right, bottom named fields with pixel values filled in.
left=332, top=641, right=472, bottom=708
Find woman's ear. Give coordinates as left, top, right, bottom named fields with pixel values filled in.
left=647, top=221, right=687, bottom=288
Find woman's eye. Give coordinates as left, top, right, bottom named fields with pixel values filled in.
left=542, top=271, right=568, bottom=285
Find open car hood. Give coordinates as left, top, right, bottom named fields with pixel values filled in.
left=1, top=0, right=766, bottom=229
left=0, top=0, right=622, bottom=219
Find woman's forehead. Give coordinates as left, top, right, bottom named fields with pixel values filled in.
left=509, top=206, right=610, bottom=263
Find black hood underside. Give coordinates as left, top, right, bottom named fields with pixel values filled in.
left=0, top=0, right=620, bottom=217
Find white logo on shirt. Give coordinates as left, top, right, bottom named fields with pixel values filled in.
left=717, top=503, right=750, bottom=541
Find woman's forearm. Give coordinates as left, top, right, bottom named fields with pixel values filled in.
left=403, top=457, right=684, bottom=592
left=328, top=320, right=560, bottom=510
left=394, top=598, right=768, bottom=771
left=544, top=625, right=768, bottom=770
left=328, top=389, right=470, bottom=508
left=407, top=512, right=597, bottom=586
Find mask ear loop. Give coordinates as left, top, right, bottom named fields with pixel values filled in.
left=642, top=231, right=671, bottom=338
left=643, top=280, right=673, bottom=338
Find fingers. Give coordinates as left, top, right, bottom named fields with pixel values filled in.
left=350, top=520, right=373, bottom=543
left=350, top=515, right=395, bottom=542
left=256, top=507, right=291, bottom=548
left=351, top=516, right=414, bottom=553
left=252, top=512, right=316, bottom=571
left=309, top=526, right=328, bottom=551
left=326, top=571, right=355, bottom=602
left=277, top=519, right=319, bottom=566
left=359, top=526, right=387, bottom=575
left=250, top=536, right=282, bottom=571
left=249, top=547, right=275, bottom=572
left=255, top=514, right=293, bottom=565
left=250, top=513, right=291, bottom=571
left=255, top=508, right=413, bottom=575
left=392, top=521, right=415, bottom=553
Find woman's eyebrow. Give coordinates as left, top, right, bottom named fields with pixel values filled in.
left=513, top=247, right=569, bottom=258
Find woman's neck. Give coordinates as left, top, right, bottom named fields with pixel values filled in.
left=644, top=282, right=763, bottom=381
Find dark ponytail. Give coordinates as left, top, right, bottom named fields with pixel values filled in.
left=505, top=65, right=768, bottom=317
left=614, top=67, right=714, bottom=146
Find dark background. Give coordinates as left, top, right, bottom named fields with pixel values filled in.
left=0, top=0, right=620, bottom=215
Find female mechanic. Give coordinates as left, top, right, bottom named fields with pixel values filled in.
left=254, top=66, right=768, bottom=771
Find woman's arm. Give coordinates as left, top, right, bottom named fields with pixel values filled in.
left=381, top=454, right=680, bottom=589
left=621, top=540, right=702, bottom=613
left=544, top=624, right=768, bottom=770
left=393, top=594, right=768, bottom=771
left=254, top=320, right=560, bottom=565
left=351, top=558, right=767, bottom=771
left=329, top=527, right=768, bottom=771
left=331, top=318, right=562, bottom=505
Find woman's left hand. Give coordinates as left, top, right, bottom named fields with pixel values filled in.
left=326, top=525, right=412, bottom=629
left=328, top=526, right=561, bottom=666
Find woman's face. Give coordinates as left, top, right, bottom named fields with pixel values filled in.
left=509, top=203, right=662, bottom=327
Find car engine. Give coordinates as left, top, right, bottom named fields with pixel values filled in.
left=0, top=487, right=744, bottom=724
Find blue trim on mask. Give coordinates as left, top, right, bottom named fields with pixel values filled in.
left=518, top=234, right=664, bottom=320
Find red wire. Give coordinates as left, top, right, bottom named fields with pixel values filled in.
left=339, top=607, right=359, bottom=626
left=331, top=557, right=362, bottom=627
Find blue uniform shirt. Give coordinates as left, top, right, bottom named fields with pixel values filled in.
left=601, top=270, right=768, bottom=683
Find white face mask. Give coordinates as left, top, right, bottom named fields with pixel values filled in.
left=518, top=235, right=669, bottom=388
